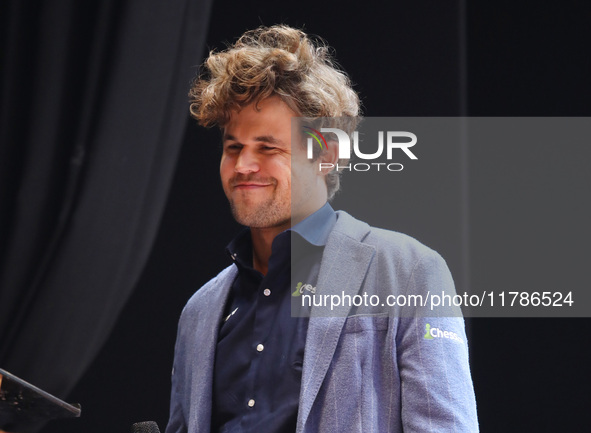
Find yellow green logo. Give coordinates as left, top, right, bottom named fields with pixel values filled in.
left=424, top=323, right=434, bottom=340
left=292, top=282, right=303, bottom=297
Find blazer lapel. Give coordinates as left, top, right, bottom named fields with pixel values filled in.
left=297, top=211, right=376, bottom=432
left=187, top=266, right=236, bottom=433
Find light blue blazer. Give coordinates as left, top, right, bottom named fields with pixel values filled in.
left=166, top=211, right=479, bottom=433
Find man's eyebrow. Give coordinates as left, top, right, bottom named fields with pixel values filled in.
left=255, top=135, right=285, bottom=145
left=223, top=134, right=285, bottom=145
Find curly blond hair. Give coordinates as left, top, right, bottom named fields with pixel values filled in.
left=189, top=25, right=361, bottom=199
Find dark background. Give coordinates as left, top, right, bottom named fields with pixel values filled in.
left=2, top=0, right=590, bottom=432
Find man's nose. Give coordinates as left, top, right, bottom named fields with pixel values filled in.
left=234, top=149, right=260, bottom=173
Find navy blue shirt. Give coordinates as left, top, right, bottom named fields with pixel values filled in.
left=211, top=203, right=336, bottom=433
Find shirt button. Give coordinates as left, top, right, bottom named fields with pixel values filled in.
left=247, top=399, right=255, bottom=408
left=263, top=288, right=271, bottom=296
left=256, top=344, right=264, bottom=352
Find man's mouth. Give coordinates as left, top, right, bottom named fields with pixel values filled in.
left=232, top=182, right=272, bottom=190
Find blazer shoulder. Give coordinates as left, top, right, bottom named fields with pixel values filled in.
left=180, top=264, right=237, bottom=318
left=335, top=210, right=442, bottom=263
left=368, top=225, right=438, bottom=258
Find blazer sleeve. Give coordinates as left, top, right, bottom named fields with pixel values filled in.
left=395, top=249, right=479, bottom=432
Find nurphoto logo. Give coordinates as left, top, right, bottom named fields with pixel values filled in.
left=305, top=126, right=418, bottom=172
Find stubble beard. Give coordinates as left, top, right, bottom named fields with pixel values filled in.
left=228, top=185, right=291, bottom=229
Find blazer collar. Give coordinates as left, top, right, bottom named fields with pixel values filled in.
left=297, top=211, right=376, bottom=431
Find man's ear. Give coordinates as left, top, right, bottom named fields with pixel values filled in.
left=317, top=140, right=339, bottom=176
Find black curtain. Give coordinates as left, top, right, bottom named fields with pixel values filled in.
left=0, top=0, right=212, bottom=412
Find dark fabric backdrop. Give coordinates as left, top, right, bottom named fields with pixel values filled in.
left=0, top=0, right=212, bottom=428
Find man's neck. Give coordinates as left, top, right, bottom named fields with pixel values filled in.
left=250, top=225, right=287, bottom=275
left=249, top=203, right=326, bottom=275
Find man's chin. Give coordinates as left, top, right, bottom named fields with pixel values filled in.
left=231, top=209, right=289, bottom=229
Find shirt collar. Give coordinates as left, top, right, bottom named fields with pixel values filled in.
left=290, top=202, right=336, bottom=247
left=225, top=202, right=336, bottom=268
left=225, top=228, right=253, bottom=270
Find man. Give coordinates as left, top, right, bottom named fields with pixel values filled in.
left=166, top=25, right=478, bottom=433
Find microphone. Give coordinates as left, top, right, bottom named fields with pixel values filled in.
left=131, top=421, right=160, bottom=433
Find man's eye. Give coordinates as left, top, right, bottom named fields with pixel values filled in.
left=225, top=144, right=241, bottom=151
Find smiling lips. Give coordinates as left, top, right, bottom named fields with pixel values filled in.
left=231, top=176, right=275, bottom=190
left=233, top=182, right=272, bottom=190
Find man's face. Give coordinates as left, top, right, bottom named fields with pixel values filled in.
left=220, top=96, right=325, bottom=230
